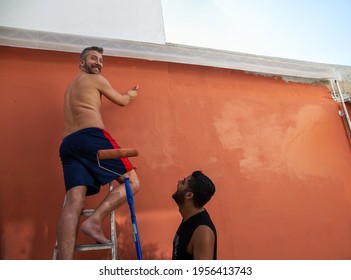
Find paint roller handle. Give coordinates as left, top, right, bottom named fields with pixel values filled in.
left=97, top=148, right=138, bottom=160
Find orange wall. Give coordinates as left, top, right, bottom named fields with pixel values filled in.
left=1, top=46, right=351, bottom=260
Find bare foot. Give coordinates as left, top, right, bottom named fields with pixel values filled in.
left=80, top=219, right=111, bottom=243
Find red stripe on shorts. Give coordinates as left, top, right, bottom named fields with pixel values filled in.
left=101, top=129, right=134, bottom=172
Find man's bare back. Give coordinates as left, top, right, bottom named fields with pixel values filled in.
left=63, top=50, right=138, bottom=138
left=63, top=73, right=105, bottom=137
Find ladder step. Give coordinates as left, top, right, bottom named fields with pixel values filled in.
left=53, top=242, right=115, bottom=253
left=81, top=209, right=94, bottom=216
left=75, top=242, right=115, bottom=252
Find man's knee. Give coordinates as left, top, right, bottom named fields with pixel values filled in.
left=127, top=170, right=141, bottom=194
left=65, top=186, right=87, bottom=211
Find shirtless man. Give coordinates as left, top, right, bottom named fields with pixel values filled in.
left=57, top=46, right=141, bottom=259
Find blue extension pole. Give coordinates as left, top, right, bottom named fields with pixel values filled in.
left=124, top=177, right=143, bottom=260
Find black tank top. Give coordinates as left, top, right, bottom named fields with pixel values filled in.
left=172, top=209, right=217, bottom=260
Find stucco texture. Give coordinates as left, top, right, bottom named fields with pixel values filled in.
left=1, top=46, right=351, bottom=260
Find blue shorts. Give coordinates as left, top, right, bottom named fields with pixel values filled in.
left=59, top=128, right=134, bottom=196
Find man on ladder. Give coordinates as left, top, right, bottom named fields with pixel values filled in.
left=57, top=46, right=141, bottom=260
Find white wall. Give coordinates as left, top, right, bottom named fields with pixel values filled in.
left=0, top=0, right=165, bottom=44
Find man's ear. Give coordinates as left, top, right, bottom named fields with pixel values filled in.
left=185, top=192, right=194, bottom=199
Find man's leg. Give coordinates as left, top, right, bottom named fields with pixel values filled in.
left=80, top=170, right=141, bottom=243
left=57, top=185, right=87, bottom=259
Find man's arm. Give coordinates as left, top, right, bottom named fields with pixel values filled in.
left=189, top=225, right=215, bottom=260
left=95, top=75, right=138, bottom=106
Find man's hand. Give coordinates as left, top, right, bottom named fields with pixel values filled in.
left=127, top=85, right=139, bottom=100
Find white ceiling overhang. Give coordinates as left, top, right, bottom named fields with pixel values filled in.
left=0, top=26, right=339, bottom=81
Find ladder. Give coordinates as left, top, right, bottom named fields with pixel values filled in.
left=52, top=182, right=118, bottom=260
left=330, top=79, right=351, bottom=142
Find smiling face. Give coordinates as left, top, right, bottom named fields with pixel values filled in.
left=80, top=50, right=103, bottom=74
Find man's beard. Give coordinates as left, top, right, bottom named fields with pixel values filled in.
left=84, top=63, right=101, bottom=74
left=172, top=189, right=186, bottom=205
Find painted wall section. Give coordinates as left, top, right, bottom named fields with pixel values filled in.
left=1, top=46, right=351, bottom=260
left=0, top=0, right=165, bottom=44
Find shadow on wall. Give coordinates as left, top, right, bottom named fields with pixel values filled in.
left=116, top=219, right=168, bottom=260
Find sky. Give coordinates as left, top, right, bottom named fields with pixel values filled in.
left=161, top=0, right=351, bottom=66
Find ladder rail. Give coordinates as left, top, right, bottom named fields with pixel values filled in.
left=109, top=182, right=117, bottom=260
left=330, top=79, right=351, bottom=141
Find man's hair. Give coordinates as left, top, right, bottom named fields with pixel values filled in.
left=187, top=171, right=216, bottom=208
left=80, top=46, right=104, bottom=60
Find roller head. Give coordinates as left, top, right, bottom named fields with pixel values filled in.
left=97, top=148, right=138, bottom=160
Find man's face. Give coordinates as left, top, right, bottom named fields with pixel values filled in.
left=80, top=50, right=103, bottom=74
left=172, top=175, right=191, bottom=206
